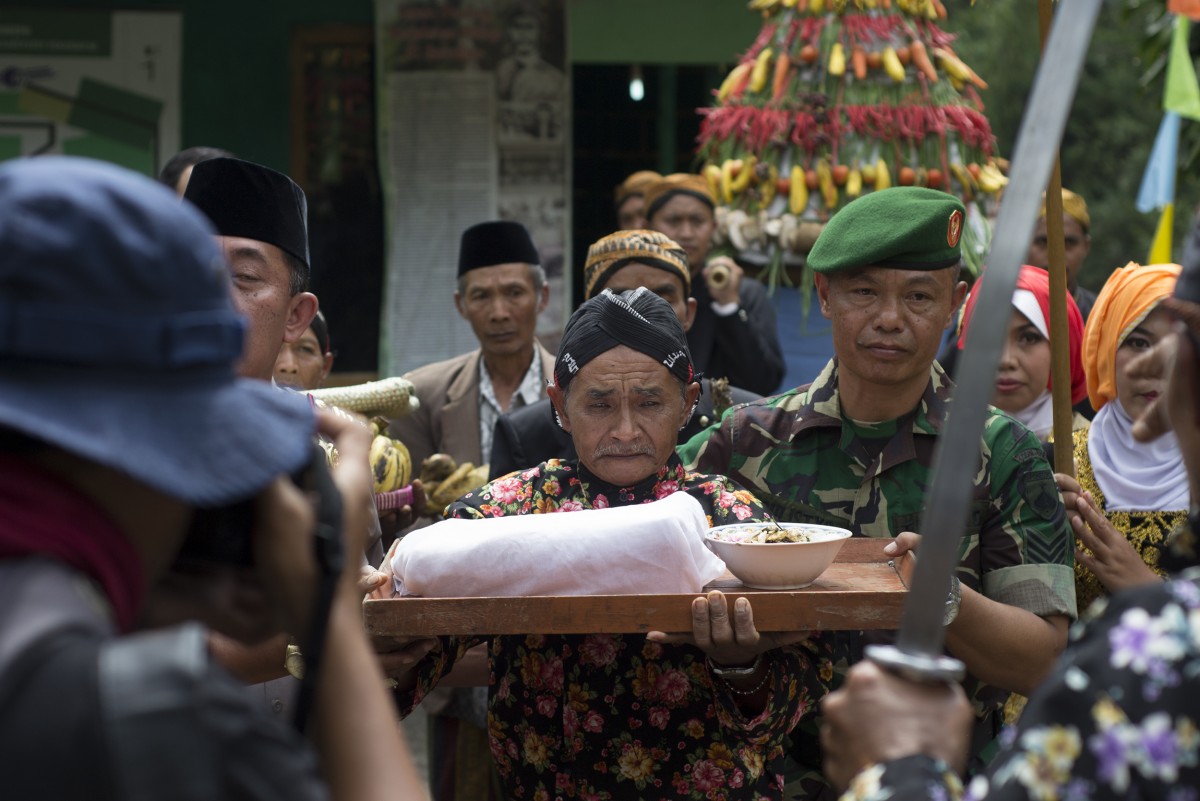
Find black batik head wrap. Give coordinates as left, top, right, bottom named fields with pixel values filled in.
left=553, top=288, right=697, bottom=392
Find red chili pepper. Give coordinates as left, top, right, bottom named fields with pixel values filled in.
left=783, top=16, right=804, bottom=52
left=743, top=23, right=779, bottom=63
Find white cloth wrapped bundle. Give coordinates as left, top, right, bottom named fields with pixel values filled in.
left=391, top=491, right=727, bottom=597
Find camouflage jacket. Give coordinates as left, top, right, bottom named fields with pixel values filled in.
left=679, top=360, right=1077, bottom=719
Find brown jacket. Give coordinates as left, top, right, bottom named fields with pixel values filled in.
left=387, top=344, right=555, bottom=469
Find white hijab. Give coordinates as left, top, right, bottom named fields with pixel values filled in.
left=1008, top=290, right=1055, bottom=439
left=1088, top=399, right=1189, bottom=512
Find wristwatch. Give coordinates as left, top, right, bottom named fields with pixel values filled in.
left=943, top=576, right=962, bottom=626
left=708, top=653, right=762, bottom=678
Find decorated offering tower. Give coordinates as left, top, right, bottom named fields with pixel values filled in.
left=698, top=0, right=1003, bottom=287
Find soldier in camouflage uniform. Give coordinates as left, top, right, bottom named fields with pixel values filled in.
left=678, top=188, right=1077, bottom=799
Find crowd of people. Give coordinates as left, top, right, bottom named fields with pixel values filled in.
left=3, top=140, right=1200, bottom=801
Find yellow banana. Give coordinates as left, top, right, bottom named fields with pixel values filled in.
left=717, top=62, right=753, bottom=103
left=846, top=167, right=863, bottom=198
left=750, top=48, right=774, bottom=93
left=874, top=158, right=891, bottom=190
left=430, top=461, right=488, bottom=509
left=817, top=158, right=837, bottom=209
left=760, top=164, right=779, bottom=208
left=721, top=159, right=738, bottom=204
left=882, top=47, right=905, bottom=83
left=810, top=0, right=825, bottom=12
left=419, top=452, right=457, bottom=485
left=729, top=155, right=758, bottom=195
left=949, top=162, right=976, bottom=201
left=789, top=165, right=808, bottom=214
left=704, top=163, right=723, bottom=200
left=370, top=434, right=412, bottom=494
left=977, top=163, right=1008, bottom=194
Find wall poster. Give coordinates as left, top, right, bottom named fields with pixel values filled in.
left=0, top=8, right=180, bottom=176
left=375, top=0, right=569, bottom=376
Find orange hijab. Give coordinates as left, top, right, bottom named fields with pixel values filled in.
left=1083, top=262, right=1181, bottom=411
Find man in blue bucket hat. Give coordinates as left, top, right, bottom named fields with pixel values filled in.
left=0, top=156, right=423, bottom=799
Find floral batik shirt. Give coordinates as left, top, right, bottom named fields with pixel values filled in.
left=838, top=565, right=1200, bottom=801
left=396, top=455, right=836, bottom=801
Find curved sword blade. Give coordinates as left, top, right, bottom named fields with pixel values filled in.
left=871, top=0, right=1103, bottom=681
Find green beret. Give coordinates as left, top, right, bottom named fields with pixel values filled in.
left=807, top=187, right=965, bottom=274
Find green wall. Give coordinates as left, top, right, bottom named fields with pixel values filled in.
left=48, top=0, right=373, bottom=173
left=569, top=0, right=758, bottom=65
left=46, top=1, right=749, bottom=173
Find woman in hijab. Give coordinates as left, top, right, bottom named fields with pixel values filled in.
left=1058, top=262, right=1187, bottom=612
left=958, top=264, right=1088, bottom=441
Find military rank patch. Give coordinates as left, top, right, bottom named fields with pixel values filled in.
left=1018, top=467, right=1061, bottom=521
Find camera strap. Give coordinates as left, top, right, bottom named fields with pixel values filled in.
left=292, top=446, right=346, bottom=734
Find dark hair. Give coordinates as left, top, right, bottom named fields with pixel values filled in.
left=309, top=309, right=332, bottom=354
left=283, top=250, right=309, bottom=295
left=0, top=426, right=45, bottom=455
left=159, top=146, right=236, bottom=190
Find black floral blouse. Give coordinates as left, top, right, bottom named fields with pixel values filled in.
left=839, top=564, right=1200, bottom=801
left=396, top=456, right=837, bottom=801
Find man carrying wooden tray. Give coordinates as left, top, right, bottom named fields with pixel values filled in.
left=376, top=288, right=836, bottom=801
left=679, top=187, right=1078, bottom=796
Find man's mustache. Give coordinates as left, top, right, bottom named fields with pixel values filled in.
left=593, top=443, right=654, bottom=458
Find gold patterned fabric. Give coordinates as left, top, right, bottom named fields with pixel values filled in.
left=643, top=172, right=715, bottom=221
left=1040, top=187, right=1090, bottom=232
left=582, top=229, right=691, bottom=299
left=1072, top=427, right=1183, bottom=613
left=612, top=169, right=661, bottom=206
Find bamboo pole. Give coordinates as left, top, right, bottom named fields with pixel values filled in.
left=1038, top=0, right=1076, bottom=476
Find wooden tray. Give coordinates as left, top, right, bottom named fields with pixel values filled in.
left=363, top=538, right=905, bottom=641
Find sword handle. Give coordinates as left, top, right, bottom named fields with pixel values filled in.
left=865, top=644, right=965, bottom=685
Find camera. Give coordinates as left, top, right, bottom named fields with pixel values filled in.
left=177, top=442, right=344, bottom=578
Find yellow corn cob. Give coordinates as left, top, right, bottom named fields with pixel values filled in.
left=828, top=43, right=846, bottom=77
left=307, top=377, right=419, bottom=419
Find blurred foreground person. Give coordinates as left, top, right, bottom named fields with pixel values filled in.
left=820, top=213, right=1200, bottom=801
left=0, top=157, right=423, bottom=800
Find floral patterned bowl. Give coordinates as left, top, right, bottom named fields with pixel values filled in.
left=704, top=522, right=852, bottom=590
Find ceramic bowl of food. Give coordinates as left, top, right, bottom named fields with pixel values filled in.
left=704, top=522, right=852, bottom=590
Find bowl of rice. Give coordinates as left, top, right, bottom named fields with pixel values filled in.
left=704, top=522, right=852, bottom=589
